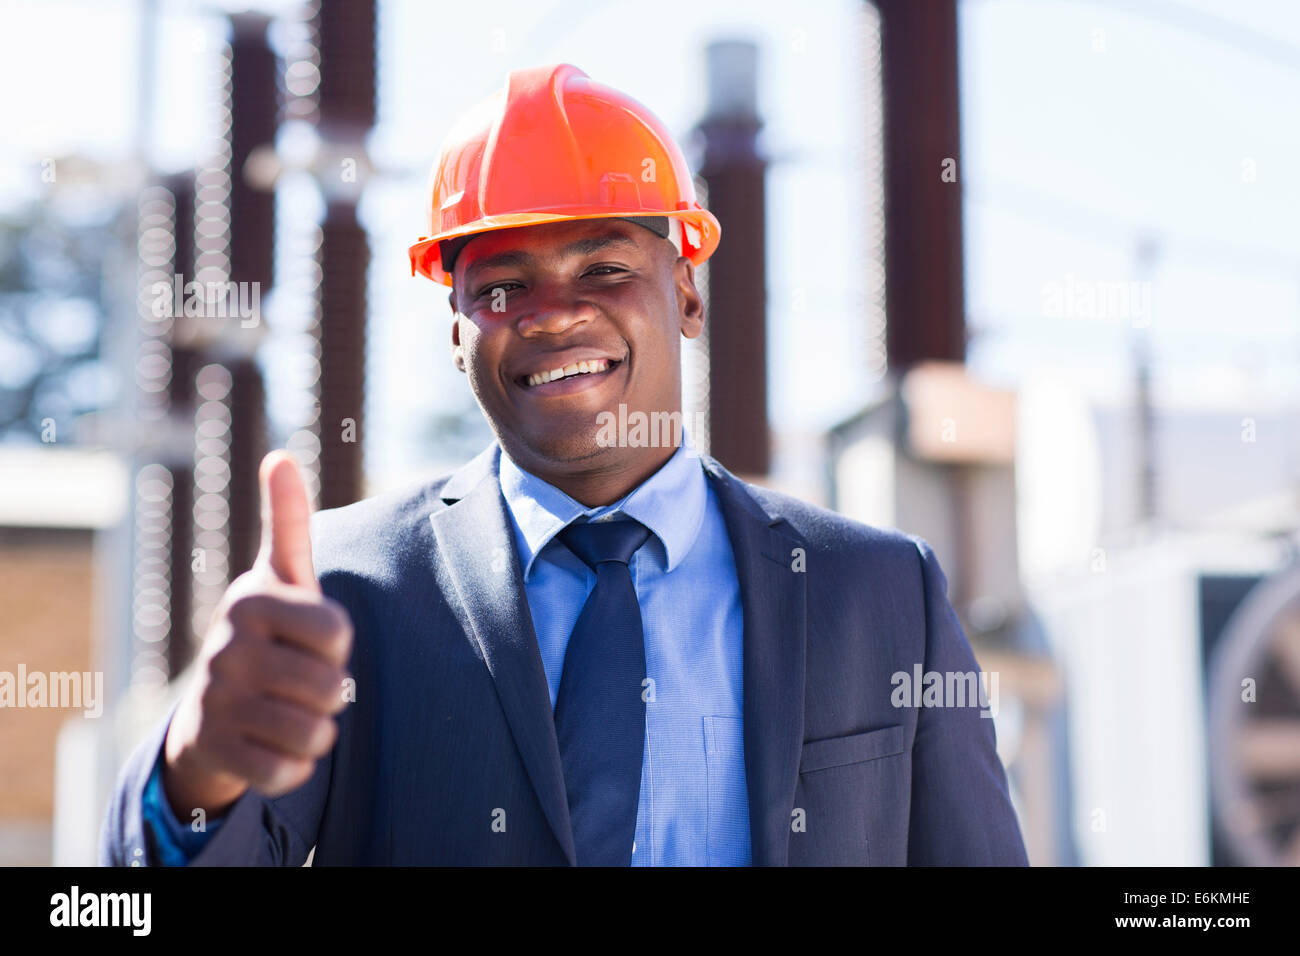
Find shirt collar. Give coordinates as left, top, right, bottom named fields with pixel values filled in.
left=498, top=427, right=708, bottom=580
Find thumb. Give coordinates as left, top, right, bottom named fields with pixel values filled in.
left=257, top=450, right=318, bottom=592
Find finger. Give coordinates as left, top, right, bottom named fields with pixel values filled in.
left=226, top=589, right=353, bottom=668
left=251, top=640, right=351, bottom=716
left=234, top=696, right=339, bottom=760
left=257, top=450, right=318, bottom=592
left=214, top=734, right=317, bottom=798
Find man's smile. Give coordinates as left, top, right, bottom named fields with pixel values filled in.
left=512, top=354, right=626, bottom=397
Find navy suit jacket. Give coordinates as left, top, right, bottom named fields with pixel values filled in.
left=100, top=441, right=1029, bottom=866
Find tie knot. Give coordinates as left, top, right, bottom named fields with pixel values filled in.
left=559, top=517, right=651, bottom=571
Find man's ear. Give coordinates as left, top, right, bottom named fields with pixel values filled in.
left=675, top=259, right=705, bottom=339
left=450, top=315, right=466, bottom=373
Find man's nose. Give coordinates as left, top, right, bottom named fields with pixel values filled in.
left=516, top=284, right=597, bottom=336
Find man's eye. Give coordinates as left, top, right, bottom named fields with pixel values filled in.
left=477, top=281, right=521, bottom=298
left=585, top=265, right=625, bottom=277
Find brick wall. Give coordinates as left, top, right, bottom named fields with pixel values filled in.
left=0, top=527, right=95, bottom=865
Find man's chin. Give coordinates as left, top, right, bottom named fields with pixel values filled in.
left=513, top=429, right=616, bottom=468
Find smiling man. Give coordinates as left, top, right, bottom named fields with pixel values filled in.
left=100, top=63, right=1028, bottom=867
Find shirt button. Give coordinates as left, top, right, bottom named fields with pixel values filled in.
left=632, top=841, right=637, bottom=853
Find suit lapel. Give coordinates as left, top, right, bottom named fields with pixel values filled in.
left=701, top=455, right=808, bottom=866
left=427, top=442, right=577, bottom=865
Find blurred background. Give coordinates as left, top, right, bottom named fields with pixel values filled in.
left=1, top=0, right=1298, bottom=866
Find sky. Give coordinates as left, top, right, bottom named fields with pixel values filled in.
left=961, top=0, right=1300, bottom=413
left=2, top=0, right=1299, bottom=489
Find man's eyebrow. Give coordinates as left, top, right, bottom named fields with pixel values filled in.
left=462, top=233, right=640, bottom=283
left=463, top=250, right=532, bottom=283
left=559, top=234, right=640, bottom=258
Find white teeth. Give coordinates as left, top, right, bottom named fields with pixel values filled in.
left=525, top=358, right=611, bottom=387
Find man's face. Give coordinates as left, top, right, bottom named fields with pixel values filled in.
left=448, top=218, right=704, bottom=480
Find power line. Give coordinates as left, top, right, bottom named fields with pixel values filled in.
left=1063, top=0, right=1300, bottom=76
left=965, top=177, right=1300, bottom=282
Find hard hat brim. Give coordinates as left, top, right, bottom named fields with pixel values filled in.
left=409, top=208, right=721, bottom=287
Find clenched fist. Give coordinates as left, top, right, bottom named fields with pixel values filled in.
left=161, top=450, right=354, bottom=820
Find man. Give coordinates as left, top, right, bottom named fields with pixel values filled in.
left=100, top=63, right=1028, bottom=866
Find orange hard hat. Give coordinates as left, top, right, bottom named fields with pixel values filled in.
left=408, top=63, right=721, bottom=286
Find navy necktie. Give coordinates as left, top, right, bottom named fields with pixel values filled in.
left=554, top=517, right=652, bottom=866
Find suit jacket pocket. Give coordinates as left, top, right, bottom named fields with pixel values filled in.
left=799, top=724, right=905, bottom=774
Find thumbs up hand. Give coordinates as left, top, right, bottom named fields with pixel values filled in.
left=162, top=451, right=355, bottom=819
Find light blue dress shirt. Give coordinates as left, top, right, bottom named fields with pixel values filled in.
left=142, top=428, right=749, bottom=865
left=498, top=428, right=750, bottom=866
